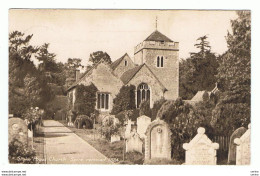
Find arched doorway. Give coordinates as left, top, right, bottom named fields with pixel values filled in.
left=137, top=83, right=150, bottom=108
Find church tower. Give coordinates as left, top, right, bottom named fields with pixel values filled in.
left=133, top=30, right=179, bottom=100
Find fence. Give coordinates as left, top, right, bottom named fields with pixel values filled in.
left=213, top=136, right=230, bottom=152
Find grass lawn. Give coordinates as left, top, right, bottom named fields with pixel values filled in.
left=59, top=120, right=144, bottom=164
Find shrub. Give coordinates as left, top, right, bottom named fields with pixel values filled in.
left=74, top=115, right=93, bottom=129
left=111, top=85, right=136, bottom=115
left=151, top=98, right=167, bottom=120
left=9, top=139, right=37, bottom=164
left=139, top=100, right=152, bottom=117
left=115, top=109, right=140, bottom=124
left=98, top=116, right=121, bottom=140
left=157, top=98, right=210, bottom=161
left=74, top=83, right=98, bottom=116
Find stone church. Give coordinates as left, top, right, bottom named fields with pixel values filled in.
left=67, top=30, right=179, bottom=114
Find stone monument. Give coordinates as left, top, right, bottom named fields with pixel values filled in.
left=183, top=127, right=219, bottom=165
left=144, top=119, right=171, bottom=162
left=126, top=129, right=143, bottom=153
left=234, top=123, right=250, bottom=165
left=137, top=115, right=151, bottom=138
left=227, top=127, right=247, bottom=164
left=8, top=118, right=28, bottom=145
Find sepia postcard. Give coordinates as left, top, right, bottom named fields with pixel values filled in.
left=1, top=3, right=259, bottom=176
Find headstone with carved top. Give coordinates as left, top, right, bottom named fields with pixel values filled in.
left=144, top=119, right=171, bottom=162
left=183, top=127, right=219, bottom=165
left=234, top=124, right=251, bottom=165
left=8, top=118, right=28, bottom=145
left=227, top=127, right=247, bottom=164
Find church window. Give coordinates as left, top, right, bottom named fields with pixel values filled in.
left=137, top=83, right=150, bottom=108
left=97, top=93, right=109, bottom=110
left=125, top=60, right=128, bottom=66
left=157, top=56, right=164, bottom=68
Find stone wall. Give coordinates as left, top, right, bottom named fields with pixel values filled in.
left=113, top=54, right=135, bottom=78
left=79, top=62, right=124, bottom=113
left=127, top=65, right=165, bottom=107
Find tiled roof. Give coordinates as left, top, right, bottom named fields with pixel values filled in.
left=120, top=64, right=167, bottom=91
left=120, top=65, right=143, bottom=84
left=144, top=30, right=173, bottom=42
left=110, top=53, right=128, bottom=70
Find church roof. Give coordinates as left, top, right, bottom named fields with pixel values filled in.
left=144, top=30, right=173, bottom=42
left=120, top=64, right=167, bottom=91
left=110, top=53, right=128, bottom=70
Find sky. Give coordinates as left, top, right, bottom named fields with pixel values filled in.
left=9, top=9, right=238, bottom=67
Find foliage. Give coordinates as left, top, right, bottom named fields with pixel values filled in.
left=74, top=84, right=98, bottom=116
left=212, top=11, right=251, bottom=136
left=9, top=31, right=55, bottom=116
left=115, top=109, right=140, bottom=124
left=179, top=35, right=218, bottom=100
left=139, top=100, right=152, bottom=117
left=9, top=139, right=37, bottom=164
left=89, top=51, right=112, bottom=66
left=151, top=98, right=167, bottom=120
left=157, top=98, right=211, bottom=161
left=74, top=115, right=93, bottom=129
left=111, top=85, right=136, bottom=115
left=98, top=116, right=121, bottom=140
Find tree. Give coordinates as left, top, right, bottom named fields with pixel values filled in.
left=179, top=36, right=218, bottom=99
left=89, top=51, right=112, bottom=66
left=212, top=11, right=251, bottom=135
left=36, top=43, right=58, bottom=72
left=9, top=31, right=39, bottom=116
left=111, top=85, right=136, bottom=115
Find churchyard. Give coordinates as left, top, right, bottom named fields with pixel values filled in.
left=8, top=10, right=250, bottom=165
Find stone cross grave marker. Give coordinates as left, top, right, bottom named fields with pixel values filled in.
left=144, top=119, right=171, bottom=161
left=227, top=127, right=247, bottom=164
left=183, top=127, right=219, bottom=165
left=234, top=124, right=251, bottom=165
left=137, top=115, right=151, bottom=138
left=126, top=129, right=143, bottom=153
left=8, top=118, right=28, bottom=145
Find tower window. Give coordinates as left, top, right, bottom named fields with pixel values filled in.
left=125, top=60, right=128, bottom=66
left=157, top=56, right=164, bottom=68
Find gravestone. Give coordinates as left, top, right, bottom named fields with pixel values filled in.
left=183, top=127, right=219, bottom=165
left=125, top=119, right=134, bottom=138
left=137, top=115, right=151, bottom=138
left=111, top=135, right=120, bottom=143
left=227, top=127, right=247, bottom=164
left=144, top=119, right=171, bottom=161
left=234, top=124, right=250, bottom=165
left=8, top=118, right=28, bottom=145
left=126, top=129, right=143, bottom=153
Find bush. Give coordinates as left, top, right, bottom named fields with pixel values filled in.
left=97, top=116, right=121, bottom=140
left=74, top=115, right=93, bottom=129
left=9, top=139, right=37, bottom=164
left=157, top=98, right=211, bottom=161
left=151, top=98, right=166, bottom=120
left=74, top=83, right=98, bottom=116
left=115, top=109, right=140, bottom=124
left=139, top=100, right=152, bottom=117
left=111, top=85, right=136, bottom=115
